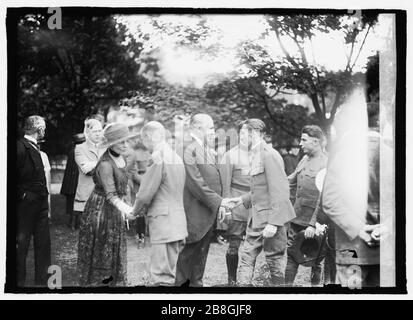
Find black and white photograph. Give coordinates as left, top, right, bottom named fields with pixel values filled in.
left=2, top=1, right=408, bottom=297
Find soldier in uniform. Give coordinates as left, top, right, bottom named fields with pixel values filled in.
left=220, top=133, right=252, bottom=286
left=233, top=119, right=296, bottom=287
left=285, top=125, right=328, bottom=286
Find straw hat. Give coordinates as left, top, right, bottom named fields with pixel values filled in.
left=99, top=123, right=140, bottom=148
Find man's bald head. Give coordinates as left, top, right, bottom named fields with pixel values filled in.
left=190, top=113, right=215, bottom=147
left=141, top=121, right=166, bottom=137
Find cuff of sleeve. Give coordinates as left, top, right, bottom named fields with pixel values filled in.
left=241, top=193, right=251, bottom=209
left=211, top=196, right=223, bottom=215
left=111, top=198, right=133, bottom=215
left=266, top=224, right=278, bottom=233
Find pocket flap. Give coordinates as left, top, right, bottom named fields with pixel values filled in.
left=300, top=198, right=317, bottom=208
left=147, top=205, right=169, bottom=217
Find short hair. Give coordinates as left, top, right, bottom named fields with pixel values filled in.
left=240, top=119, right=266, bottom=135
left=24, top=115, right=45, bottom=135
left=301, top=125, right=325, bottom=144
left=84, top=118, right=102, bottom=133
left=86, top=113, right=105, bottom=126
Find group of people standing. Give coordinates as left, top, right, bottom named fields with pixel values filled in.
left=16, top=99, right=383, bottom=288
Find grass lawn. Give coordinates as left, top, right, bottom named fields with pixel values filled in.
left=25, top=191, right=315, bottom=288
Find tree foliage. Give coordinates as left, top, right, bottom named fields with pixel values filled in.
left=244, top=13, right=378, bottom=130
left=17, top=13, right=146, bottom=155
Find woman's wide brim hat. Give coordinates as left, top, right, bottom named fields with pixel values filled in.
left=289, top=229, right=327, bottom=268
left=99, top=123, right=140, bottom=148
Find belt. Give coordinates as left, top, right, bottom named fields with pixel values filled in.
left=230, top=182, right=250, bottom=192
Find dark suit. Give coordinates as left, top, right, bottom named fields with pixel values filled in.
left=175, top=139, right=223, bottom=287
left=322, top=131, right=380, bottom=287
left=17, top=137, right=51, bottom=287
left=60, top=147, right=79, bottom=218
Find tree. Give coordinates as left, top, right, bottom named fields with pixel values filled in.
left=17, top=13, right=147, bottom=155
left=203, top=74, right=310, bottom=147
left=240, top=13, right=378, bottom=131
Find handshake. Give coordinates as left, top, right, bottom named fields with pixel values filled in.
left=218, top=197, right=243, bottom=223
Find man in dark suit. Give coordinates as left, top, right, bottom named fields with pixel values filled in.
left=322, top=95, right=381, bottom=287
left=17, top=115, right=51, bottom=287
left=175, top=114, right=230, bottom=287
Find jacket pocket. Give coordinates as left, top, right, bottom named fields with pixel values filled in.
left=147, top=205, right=169, bottom=217
left=300, top=198, right=318, bottom=209
left=304, top=168, right=318, bottom=178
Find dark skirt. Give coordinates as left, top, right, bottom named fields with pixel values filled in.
left=60, top=150, right=79, bottom=196
left=77, top=191, right=127, bottom=287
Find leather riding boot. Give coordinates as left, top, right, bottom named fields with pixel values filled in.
left=226, top=254, right=239, bottom=286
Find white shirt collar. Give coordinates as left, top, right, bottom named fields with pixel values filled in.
left=24, top=135, right=38, bottom=145
left=86, top=139, right=100, bottom=150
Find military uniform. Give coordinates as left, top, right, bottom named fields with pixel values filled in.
left=238, top=141, right=296, bottom=286
left=220, top=145, right=251, bottom=285
left=285, top=153, right=329, bottom=286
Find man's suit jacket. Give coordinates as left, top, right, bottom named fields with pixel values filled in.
left=132, top=142, right=188, bottom=244
left=241, top=141, right=296, bottom=229
left=74, top=141, right=105, bottom=203
left=322, top=131, right=379, bottom=265
left=17, top=138, right=48, bottom=201
left=183, top=139, right=223, bottom=243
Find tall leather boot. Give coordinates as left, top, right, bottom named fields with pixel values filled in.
left=226, top=254, right=239, bottom=286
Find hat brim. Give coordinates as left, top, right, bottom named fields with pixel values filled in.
left=289, top=230, right=326, bottom=267
left=98, top=131, right=140, bottom=149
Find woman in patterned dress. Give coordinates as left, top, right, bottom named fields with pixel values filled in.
left=77, top=123, right=138, bottom=287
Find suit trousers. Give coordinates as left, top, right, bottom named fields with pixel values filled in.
left=149, top=240, right=185, bottom=286
left=238, top=221, right=287, bottom=287
left=175, top=227, right=214, bottom=287
left=17, top=195, right=51, bottom=287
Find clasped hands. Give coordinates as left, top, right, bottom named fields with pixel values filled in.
left=218, top=197, right=243, bottom=223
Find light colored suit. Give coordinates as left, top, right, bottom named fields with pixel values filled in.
left=74, top=141, right=105, bottom=211
left=132, top=141, right=187, bottom=286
